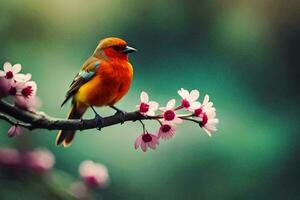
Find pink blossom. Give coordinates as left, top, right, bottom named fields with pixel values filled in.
left=79, top=160, right=109, bottom=188
left=14, top=81, right=40, bottom=111
left=0, top=148, right=21, bottom=167
left=16, top=81, right=37, bottom=98
left=7, top=125, right=22, bottom=137
left=160, top=99, right=182, bottom=124
left=200, top=111, right=218, bottom=136
left=194, top=95, right=218, bottom=136
left=177, top=88, right=201, bottom=110
left=5, top=74, right=33, bottom=97
left=134, top=132, right=159, bottom=152
left=23, top=148, right=55, bottom=173
left=0, top=62, right=22, bottom=82
left=194, top=94, right=216, bottom=117
left=136, top=91, right=159, bottom=116
left=158, top=123, right=176, bottom=140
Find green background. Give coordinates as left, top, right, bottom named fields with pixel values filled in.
left=0, top=0, right=299, bottom=199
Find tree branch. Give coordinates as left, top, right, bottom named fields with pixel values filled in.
left=0, top=113, right=33, bottom=129
left=0, top=99, right=199, bottom=131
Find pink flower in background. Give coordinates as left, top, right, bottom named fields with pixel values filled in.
left=0, top=148, right=21, bottom=167
left=134, top=132, right=159, bottom=152
left=0, top=62, right=22, bottom=82
left=7, top=125, right=22, bottom=137
left=177, top=88, right=201, bottom=110
left=160, top=99, right=182, bottom=124
left=158, top=123, right=176, bottom=140
left=24, top=148, right=55, bottom=173
left=79, top=160, right=109, bottom=188
left=136, top=91, right=159, bottom=116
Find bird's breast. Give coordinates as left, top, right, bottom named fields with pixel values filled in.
left=76, top=61, right=133, bottom=107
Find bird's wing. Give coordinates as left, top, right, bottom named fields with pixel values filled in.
left=61, top=57, right=101, bottom=107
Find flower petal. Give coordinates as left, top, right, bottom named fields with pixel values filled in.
left=134, top=135, right=143, bottom=149
left=3, top=62, right=12, bottom=72
left=14, top=96, right=41, bottom=111
left=206, top=110, right=216, bottom=118
left=148, top=101, right=159, bottom=110
left=140, top=91, right=149, bottom=103
left=0, top=70, right=5, bottom=76
left=205, top=107, right=216, bottom=113
left=12, top=64, right=21, bottom=74
left=149, top=141, right=157, bottom=149
left=159, top=107, right=166, bottom=111
left=178, top=88, right=189, bottom=99
left=141, top=142, right=147, bottom=152
left=203, top=102, right=213, bottom=111
left=190, top=90, right=199, bottom=101
left=173, top=117, right=183, bottom=124
left=202, top=94, right=209, bottom=105
left=146, top=110, right=155, bottom=116
left=205, top=124, right=218, bottom=131
left=14, top=73, right=32, bottom=82
left=190, top=101, right=201, bottom=110
left=7, top=125, right=21, bottom=137
left=202, top=128, right=212, bottom=136
left=166, top=99, right=176, bottom=110
left=208, top=118, right=219, bottom=125
left=15, top=126, right=22, bottom=136
left=7, top=125, right=16, bottom=137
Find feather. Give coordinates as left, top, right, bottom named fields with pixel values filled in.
left=61, top=57, right=101, bottom=107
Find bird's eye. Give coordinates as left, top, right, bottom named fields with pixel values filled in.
left=113, top=46, right=121, bottom=51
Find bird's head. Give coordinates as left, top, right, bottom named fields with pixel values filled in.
left=94, top=37, right=137, bottom=60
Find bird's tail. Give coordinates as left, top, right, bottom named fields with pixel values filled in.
left=56, top=103, right=87, bottom=147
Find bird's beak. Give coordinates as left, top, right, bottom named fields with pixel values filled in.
left=122, top=46, right=137, bottom=54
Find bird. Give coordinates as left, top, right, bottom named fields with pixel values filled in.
left=56, top=37, right=137, bottom=147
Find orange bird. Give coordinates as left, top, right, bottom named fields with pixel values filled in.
left=56, top=37, right=136, bottom=147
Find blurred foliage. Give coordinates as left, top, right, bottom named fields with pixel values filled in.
left=0, top=0, right=299, bottom=199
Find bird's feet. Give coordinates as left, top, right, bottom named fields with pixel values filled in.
left=115, top=110, right=126, bottom=124
left=110, top=106, right=126, bottom=124
left=95, top=114, right=104, bottom=131
left=80, top=118, right=84, bottom=131
left=91, top=106, right=104, bottom=131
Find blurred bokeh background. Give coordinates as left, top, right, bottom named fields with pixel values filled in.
left=0, top=0, right=299, bottom=199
